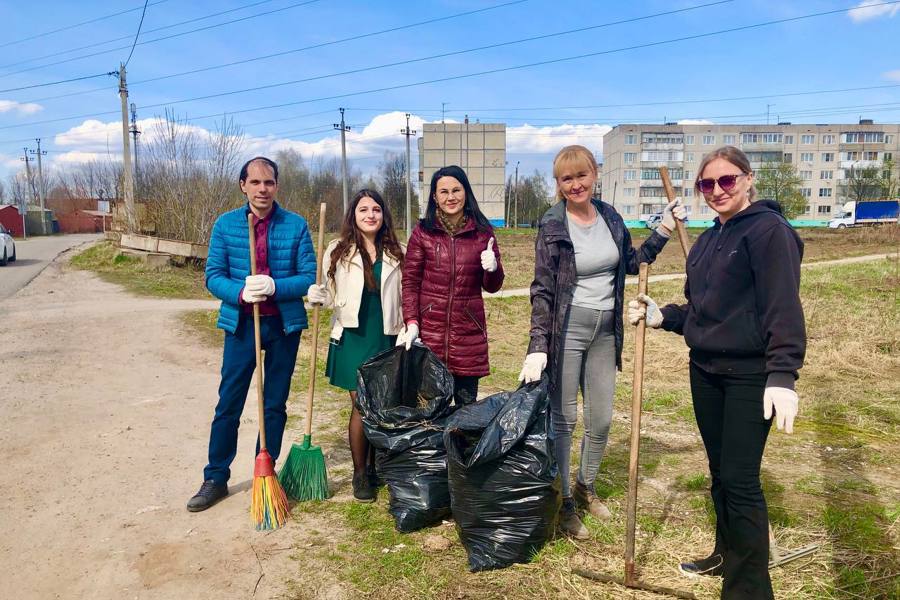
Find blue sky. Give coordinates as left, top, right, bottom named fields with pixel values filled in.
left=0, top=0, right=898, bottom=187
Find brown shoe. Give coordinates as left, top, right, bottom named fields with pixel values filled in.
left=559, top=498, right=590, bottom=540
left=574, top=481, right=612, bottom=520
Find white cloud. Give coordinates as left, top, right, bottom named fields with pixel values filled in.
left=849, top=0, right=900, bottom=22
left=677, top=119, right=714, bottom=125
left=0, top=99, right=43, bottom=115
left=883, top=69, right=900, bottom=81
left=506, top=123, right=612, bottom=156
left=54, top=150, right=114, bottom=164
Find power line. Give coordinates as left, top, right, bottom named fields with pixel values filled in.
left=123, top=0, right=150, bottom=67
left=0, top=0, right=171, bottom=50
left=18, top=0, right=529, bottom=104
left=0, top=0, right=325, bottom=80
left=0, top=72, right=117, bottom=94
left=0, top=0, right=280, bottom=71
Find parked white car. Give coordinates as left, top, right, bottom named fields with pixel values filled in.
left=0, top=225, right=16, bottom=266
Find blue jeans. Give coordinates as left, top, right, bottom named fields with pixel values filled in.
left=204, top=315, right=301, bottom=485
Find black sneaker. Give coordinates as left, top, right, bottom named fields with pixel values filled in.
left=678, top=553, right=725, bottom=578
left=352, top=472, right=376, bottom=503
left=367, top=465, right=382, bottom=489
left=186, top=479, right=228, bottom=512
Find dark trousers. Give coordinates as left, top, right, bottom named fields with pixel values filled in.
left=452, top=374, right=479, bottom=407
left=204, top=315, right=301, bottom=485
left=690, top=363, right=774, bottom=600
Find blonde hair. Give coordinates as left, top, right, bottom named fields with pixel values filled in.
left=552, top=145, right=598, bottom=200
left=695, top=145, right=757, bottom=202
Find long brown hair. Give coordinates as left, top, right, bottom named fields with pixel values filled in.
left=327, top=189, right=404, bottom=290
left=695, top=145, right=758, bottom=202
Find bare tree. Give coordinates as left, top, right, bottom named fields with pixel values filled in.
left=378, top=151, right=418, bottom=227
left=841, top=164, right=883, bottom=203
left=755, top=160, right=807, bottom=219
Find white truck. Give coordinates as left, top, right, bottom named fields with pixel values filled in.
left=828, top=200, right=899, bottom=228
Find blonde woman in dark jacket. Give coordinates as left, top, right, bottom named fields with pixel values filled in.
left=521, top=145, right=683, bottom=538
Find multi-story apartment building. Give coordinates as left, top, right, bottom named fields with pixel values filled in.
left=417, top=122, right=507, bottom=225
left=600, top=121, right=900, bottom=225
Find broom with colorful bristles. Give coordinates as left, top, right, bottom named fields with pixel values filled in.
left=278, top=202, right=329, bottom=501
left=248, top=212, right=291, bottom=530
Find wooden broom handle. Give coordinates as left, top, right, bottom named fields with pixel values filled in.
left=659, top=166, right=690, bottom=259
left=624, top=262, right=650, bottom=585
left=304, top=203, right=328, bottom=437
left=247, top=212, right=267, bottom=450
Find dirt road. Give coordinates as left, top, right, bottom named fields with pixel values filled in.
left=0, top=248, right=328, bottom=599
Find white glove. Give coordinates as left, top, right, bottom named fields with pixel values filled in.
left=395, top=323, right=420, bottom=350
left=245, top=274, right=275, bottom=297
left=518, top=352, right=547, bottom=384
left=763, top=387, right=798, bottom=434
left=480, top=237, right=497, bottom=273
left=241, top=286, right=266, bottom=304
left=627, top=293, right=663, bottom=328
left=306, top=283, right=330, bottom=306
left=659, top=198, right=687, bottom=235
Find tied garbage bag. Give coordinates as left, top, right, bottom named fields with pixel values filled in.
left=356, top=344, right=455, bottom=532
left=444, top=377, right=561, bottom=571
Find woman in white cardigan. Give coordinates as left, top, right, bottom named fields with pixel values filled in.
left=307, top=189, right=405, bottom=502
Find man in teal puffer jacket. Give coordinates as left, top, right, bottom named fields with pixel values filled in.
left=187, top=156, right=316, bottom=512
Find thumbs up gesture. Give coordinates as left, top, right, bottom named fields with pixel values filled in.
left=480, top=237, right=498, bottom=272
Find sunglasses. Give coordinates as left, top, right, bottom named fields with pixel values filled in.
left=696, top=173, right=746, bottom=194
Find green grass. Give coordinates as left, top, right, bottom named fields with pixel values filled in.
left=71, top=241, right=210, bottom=299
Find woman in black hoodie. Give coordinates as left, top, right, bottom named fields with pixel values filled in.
left=628, top=146, right=805, bottom=600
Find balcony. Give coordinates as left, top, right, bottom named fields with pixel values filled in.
left=840, top=160, right=882, bottom=170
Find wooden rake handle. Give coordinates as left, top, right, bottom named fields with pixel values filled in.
left=624, top=262, right=650, bottom=586
left=304, top=203, right=328, bottom=437
left=659, top=166, right=690, bottom=259
left=247, top=212, right=267, bottom=450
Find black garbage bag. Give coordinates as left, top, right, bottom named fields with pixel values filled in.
left=355, top=344, right=455, bottom=532
left=444, top=377, right=561, bottom=571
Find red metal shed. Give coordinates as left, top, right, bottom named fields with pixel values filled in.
left=0, top=205, right=24, bottom=237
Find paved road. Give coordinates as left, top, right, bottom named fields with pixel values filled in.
left=0, top=234, right=101, bottom=300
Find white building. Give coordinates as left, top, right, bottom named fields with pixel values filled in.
left=600, top=120, right=900, bottom=224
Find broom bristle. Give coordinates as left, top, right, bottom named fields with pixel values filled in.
left=251, top=473, right=290, bottom=530
left=279, top=435, right=329, bottom=501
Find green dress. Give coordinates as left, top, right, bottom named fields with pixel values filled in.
left=325, top=258, right=397, bottom=391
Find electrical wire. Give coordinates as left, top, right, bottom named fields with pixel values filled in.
left=123, top=0, right=150, bottom=67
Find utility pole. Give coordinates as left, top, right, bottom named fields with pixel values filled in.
left=514, top=160, right=520, bottom=229
left=19, top=149, right=32, bottom=239
left=31, top=140, right=48, bottom=235
left=119, top=63, right=135, bottom=232
left=334, top=107, right=350, bottom=214
left=130, top=102, right=141, bottom=196
left=766, top=103, right=775, bottom=126
left=401, top=113, right=417, bottom=240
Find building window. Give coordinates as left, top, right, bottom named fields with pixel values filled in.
left=784, top=135, right=794, bottom=144
left=884, top=152, right=893, bottom=162
left=700, top=205, right=710, bottom=214
left=886, top=135, right=894, bottom=144
left=817, top=205, right=832, bottom=214
left=683, top=170, right=692, bottom=181
left=624, top=152, right=637, bottom=163
left=842, top=132, right=884, bottom=143
left=821, top=170, right=833, bottom=179
left=685, top=135, right=694, bottom=144
left=822, top=152, right=834, bottom=162
left=801, top=134, right=815, bottom=144
left=622, top=188, right=636, bottom=197
left=783, top=153, right=793, bottom=163
left=819, top=188, right=833, bottom=198
left=802, top=205, right=811, bottom=215
left=703, top=135, right=715, bottom=145
left=843, top=151, right=859, bottom=161
left=742, top=133, right=783, bottom=144
left=800, top=152, right=814, bottom=162
left=684, top=187, right=693, bottom=197
left=863, top=151, right=878, bottom=161
left=622, top=204, right=634, bottom=214
left=822, top=134, right=835, bottom=144
left=685, top=152, right=694, bottom=162
left=799, top=170, right=813, bottom=180
left=800, top=188, right=812, bottom=197
left=625, top=134, right=637, bottom=145
left=624, top=170, right=637, bottom=180
left=723, top=134, right=736, bottom=144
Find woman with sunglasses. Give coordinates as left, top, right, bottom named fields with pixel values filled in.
left=398, top=165, right=504, bottom=406
left=628, top=145, right=806, bottom=599
left=306, top=189, right=405, bottom=502
left=520, top=145, right=684, bottom=539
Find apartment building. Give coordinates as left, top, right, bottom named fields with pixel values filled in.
left=417, top=122, right=507, bottom=225
left=600, top=121, right=900, bottom=224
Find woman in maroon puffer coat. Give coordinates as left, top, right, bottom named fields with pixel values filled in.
left=398, top=165, right=504, bottom=406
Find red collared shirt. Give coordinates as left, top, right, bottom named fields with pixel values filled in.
left=240, top=211, right=280, bottom=317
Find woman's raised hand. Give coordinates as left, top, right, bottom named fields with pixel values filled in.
left=480, top=237, right=498, bottom=272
